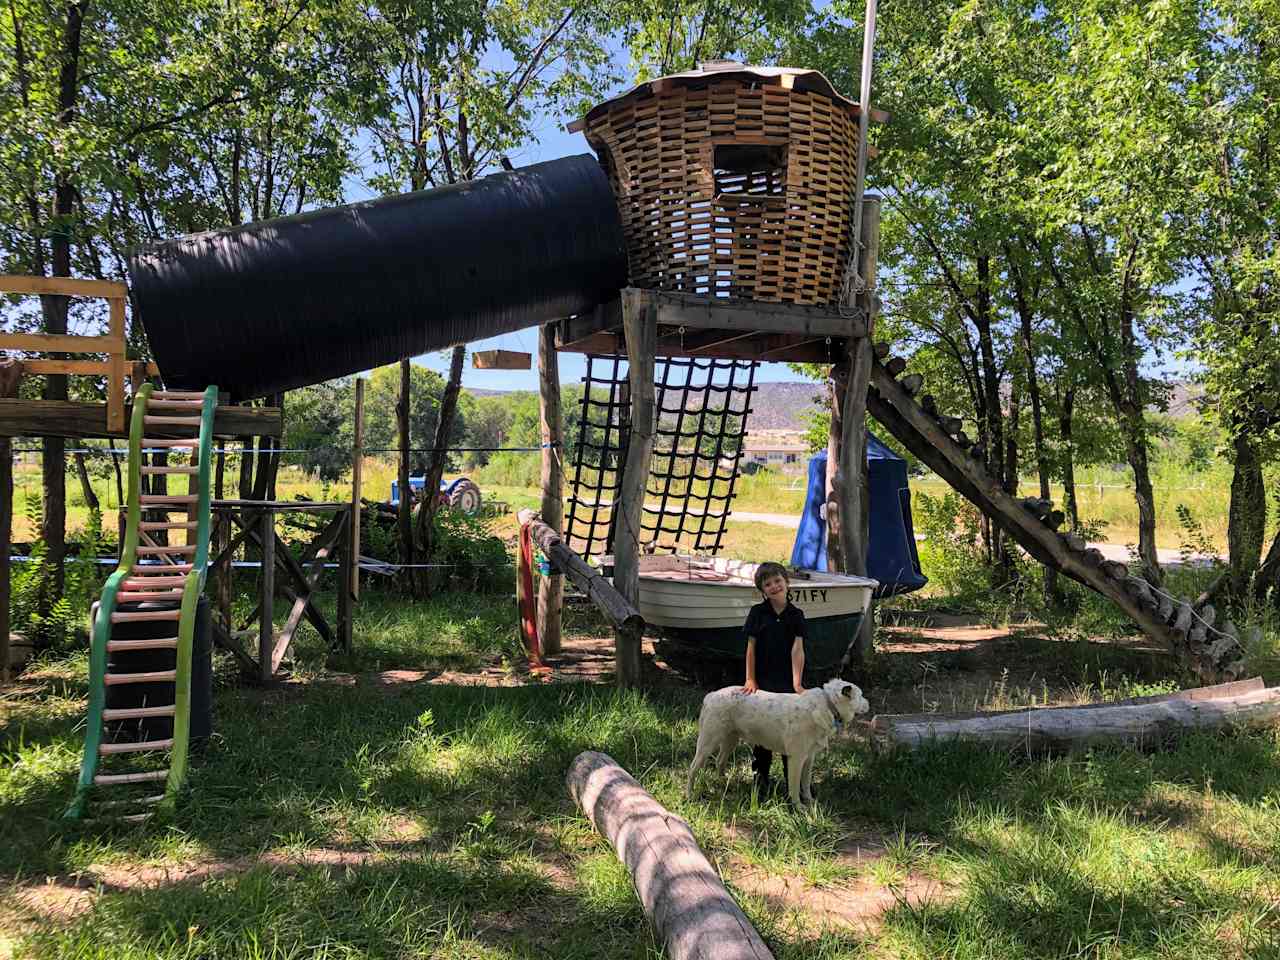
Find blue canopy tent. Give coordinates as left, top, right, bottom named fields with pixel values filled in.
left=790, top=436, right=928, bottom=598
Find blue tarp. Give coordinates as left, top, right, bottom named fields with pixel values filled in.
left=790, top=436, right=928, bottom=598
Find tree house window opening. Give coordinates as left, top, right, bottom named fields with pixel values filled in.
left=712, top=142, right=789, bottom=202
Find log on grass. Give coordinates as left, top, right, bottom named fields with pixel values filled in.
left=517, top=509, right=642, bottom=632
left=873, top=678, right=1279, bottom=753
left=567, top=751, right=775, bottom=960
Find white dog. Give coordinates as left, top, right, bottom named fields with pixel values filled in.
left=687, top=678, right=870, bottom=806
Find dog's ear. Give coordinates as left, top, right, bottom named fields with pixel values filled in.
left=841, top=684, right=854, bottom=698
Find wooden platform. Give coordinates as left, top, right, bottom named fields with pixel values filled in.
left=556, top=287, right=867, bottom=363
left=0, top=399, right=282, bottom=439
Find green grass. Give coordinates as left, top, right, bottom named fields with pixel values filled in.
left=5, top=579, right=1280, bottom=958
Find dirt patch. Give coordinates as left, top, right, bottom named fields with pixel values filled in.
left=729, top=858, right=952, bottom=935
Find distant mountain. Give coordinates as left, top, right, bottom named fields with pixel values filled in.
left=745, top=382, right=827, bottom=431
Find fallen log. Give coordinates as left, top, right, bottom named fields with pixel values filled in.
left=567, top=751, right=775, bottom=960
left=872, top=678, right=1280, bottom=753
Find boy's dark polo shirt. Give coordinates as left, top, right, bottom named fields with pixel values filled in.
left=742, top=599, right=807, bottom=693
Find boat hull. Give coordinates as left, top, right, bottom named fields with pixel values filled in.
left=629, top=556, right=877, bottom=683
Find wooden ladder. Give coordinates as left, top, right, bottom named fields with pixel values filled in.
left=64, top=384, right=218, bottom=822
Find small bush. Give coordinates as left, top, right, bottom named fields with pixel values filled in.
left=428, top=509, right=511, bottom=591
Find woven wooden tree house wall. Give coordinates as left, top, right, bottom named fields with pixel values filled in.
left=572, top=61, right=859, bottom=306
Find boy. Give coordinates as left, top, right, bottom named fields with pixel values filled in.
left=741, top=561, right=807, bottom=797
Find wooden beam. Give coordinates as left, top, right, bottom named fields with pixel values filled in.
left=567, top=751, right=776, bottom=960
left=0, top=400, right=283, bottom=438
left=0, top=332, right=117, bottom=353
left=558, top=329, right=847, bottom=364
left=0, top=275, right=127, bottom=298
left=537, top=324, right=564, bottom=656
left=615, top=289, right=655, bottom=689
left=16, top=359, right=159, bottom=377
left=472, top=349, right=532, bottom=370
left=259, top=509, right=275, bottom=686
left=350, top=378, right=364, bottom=603
left=0, top=360, right=18, bottom=684
left=641, top=288, right=865, bottom=339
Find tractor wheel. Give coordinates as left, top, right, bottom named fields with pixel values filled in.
left=449, top=479, right=482, bottom=515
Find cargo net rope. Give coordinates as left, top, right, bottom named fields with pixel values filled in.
left=565, top=354, right=758, bottom=557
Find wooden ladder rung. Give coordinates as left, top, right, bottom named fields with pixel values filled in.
left=142, top=439, right=197, bottom=448
left=135, top=545, right=196, bottom=556
left=103, top=704, right=175, bottom=720
left=143, top=416, right=201, bottom=427
left=106, top=637, right=179, bottom=652
left=95, top=794, right=165, bottom=809
left=116, top=590, right=184, bottom=603
left=111, top=610, right=181, bottom=623
left=104, top=670, right=177, bottom=685
left=95, top=770, right=169, bottom=785
left=152, top=390, right=207, bottom=399
left=140, top=494, right=198, bottom=504
left=146, top=398, right=203, bottom=409
left=122, top=576, right=187, bottom=589
left=141, top=466, right=199, bottom=475
left=138, top=521, right=197, bottom=531
left=100, top=738, right=174, bottom=755
left=132, top=562, right=195, bottom=572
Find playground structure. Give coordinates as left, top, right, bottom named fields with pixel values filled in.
left=0, top=59, right=1250, bottom=820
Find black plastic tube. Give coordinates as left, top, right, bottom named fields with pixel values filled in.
left=129, top=155, right=626, bottom=399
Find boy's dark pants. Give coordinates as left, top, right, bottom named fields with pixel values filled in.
left=751, top=746, right=787, bottom=794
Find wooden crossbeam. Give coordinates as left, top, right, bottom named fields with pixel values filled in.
left=0, top=399, right=282, bottom=439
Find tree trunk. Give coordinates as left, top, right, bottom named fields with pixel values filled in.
left=1226, top=433, right=1265, bottom=601
left=416, top=346, right=465, bottom=595
left=396, top=358, right=415, bottom=595
left=73, top=451, right=98, bottom=511
left=1118, top=403, right=1161, bottom=586
left=1058, top=386, right=1080, bottom=532
left=1256, top=528, right=1280, bottom=608
left=36, top=0, right=87, bottom=615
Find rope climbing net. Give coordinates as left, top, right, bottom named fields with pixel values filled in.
left=565, top=354, right=757, bottom=557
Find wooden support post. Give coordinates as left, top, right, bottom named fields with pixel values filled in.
left=350, top=377, right=364, bottom=602
left=106, top=296, right=126, bottom=433
left=567, top=751, right=775, bottom=960
left=831, top=198, right=880, bottom=668
left=615, top=290, right=655, bottom=689
left=0, top=359, right=22, bottom=685
left=537, top=323, right=564, bottom=655
left=259, top=507, right=275, bottom=686
left=338, top=506, right=353, bottom=653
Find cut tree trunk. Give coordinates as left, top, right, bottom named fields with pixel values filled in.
left=873, top=678, right=1279, bottom=753
left=567, top=751, right=775, bottom=960
left=416, top=345, right=464, bottom=596
left=1227, top=433, right=1265, bottom=600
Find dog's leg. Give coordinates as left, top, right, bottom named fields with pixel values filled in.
left=714, top=735, right=736, bottom=776
left=800, top=754, right=815, bottom=804
left=686, top=730, right=713, bottom=797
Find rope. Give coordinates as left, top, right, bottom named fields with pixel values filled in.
left=564, top=354, right=757, bottom=557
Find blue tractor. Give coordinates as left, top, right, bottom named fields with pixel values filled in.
left=389, top=476, right=483, bottom=515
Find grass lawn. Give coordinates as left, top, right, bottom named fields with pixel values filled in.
left=4, top=573, right=1280, bottom=958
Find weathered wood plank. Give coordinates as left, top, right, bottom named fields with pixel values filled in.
left=537, top=324, right=564, bottom=656
left=556, top=329, right=843, bottom=364
left=567, top=751, right=775, bottom=960
left=473, top=349, right=532, bottom=370
left=0, top=400, right=282, bottom=438
left=0, top=332, right=116, bottom=353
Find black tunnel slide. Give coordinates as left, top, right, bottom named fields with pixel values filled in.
left=129, top=154, right=628, bottom=399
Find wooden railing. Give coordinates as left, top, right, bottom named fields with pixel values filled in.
left=0, top=275, right=158, bottom=431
